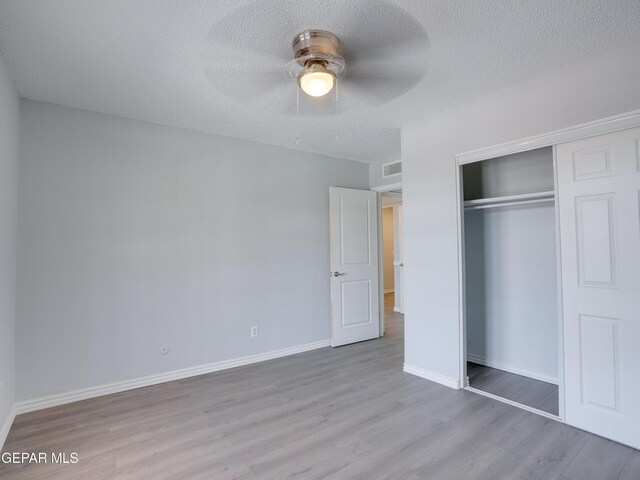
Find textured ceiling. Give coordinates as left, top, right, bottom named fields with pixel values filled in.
left=1, top=0, right=639, bottom=162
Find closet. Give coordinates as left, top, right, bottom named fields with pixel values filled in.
left=458, top=124, right=640, bottom=448
left=461, top=147, right=560, bottom=416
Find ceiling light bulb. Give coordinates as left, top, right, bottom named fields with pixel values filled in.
left=299, top=64, right=335, bottom=97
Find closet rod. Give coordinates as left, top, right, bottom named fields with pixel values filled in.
left=464, top=197, right=555, bottom=211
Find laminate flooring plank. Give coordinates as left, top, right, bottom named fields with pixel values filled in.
left=561, top=435, right=632, bottom=480
left=536, top=389, right=560, bottom=416
left=618, top=450, right=640, bottom=480
left=506, top=379, right=556, bottom=407
left=491, top=415, right=589, bottom=480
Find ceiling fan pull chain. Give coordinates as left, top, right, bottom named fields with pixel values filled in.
left=295, top=81, right=300, bottom=145
left=335, top=76, right=340, bottom=141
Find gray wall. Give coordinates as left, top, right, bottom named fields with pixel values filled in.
left=0, top=53, right=19, bottom=440
left=16, top=100, right=368, bottom=401
left=402, top=43, right=640, bottom=383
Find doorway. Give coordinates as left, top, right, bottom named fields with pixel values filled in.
left=379, top=188, right=403, bottom=335
left=328, top=185, right=403, bottom=346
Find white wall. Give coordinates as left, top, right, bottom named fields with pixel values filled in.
left=16, top=100, right=368, bottom=401
left=402, top=43, right=640, bottom=384
left=0, top=52, right=19, bottom=443
left=382, top=207, right=394, bottom=292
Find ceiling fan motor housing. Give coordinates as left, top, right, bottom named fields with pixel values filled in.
left=293, top=30, right=341, bottom=59
left=288, top=29, right=346, bottom=79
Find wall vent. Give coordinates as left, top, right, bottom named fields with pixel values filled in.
left=382, top=161, right=402, bottom=178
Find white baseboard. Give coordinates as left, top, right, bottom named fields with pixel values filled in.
left=467, top=353, right=559, bottom=385
left=15, top=339, right=331, bottom=415
left=393, top=306, right=403, bottom=313
left=384, top=289, right=395, bottom=294
left=403, top=363, right=460, bottom=390
left=0, top=405, right=16, bottom=451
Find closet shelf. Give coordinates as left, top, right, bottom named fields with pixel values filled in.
left=464, top=190, right=555, bottom=210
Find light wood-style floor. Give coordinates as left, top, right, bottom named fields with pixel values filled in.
left=1, top=293, right=638, bottom=479
left=467, top=362, right=559, bottom=416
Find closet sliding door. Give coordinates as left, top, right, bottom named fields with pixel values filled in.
left=557, top=126, right=640, bottom=448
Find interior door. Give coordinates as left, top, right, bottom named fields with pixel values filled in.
left=330, top=187, right=380, bottom=347
left=557, top=126, right=640, bottom=448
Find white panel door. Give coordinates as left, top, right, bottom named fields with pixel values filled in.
left=330, top=187, right=380, bottom=347
left=557, top=126, right=640, bottom=448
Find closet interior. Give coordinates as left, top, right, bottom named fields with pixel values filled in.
left=462, top=146, right=560, bottom=416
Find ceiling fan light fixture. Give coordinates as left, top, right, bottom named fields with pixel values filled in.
left=299, top=62, right=335, bottom=97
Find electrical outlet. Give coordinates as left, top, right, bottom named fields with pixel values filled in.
left=160, top=346, right=169, bottom=355
left=250, top=326, right=258, bottom=337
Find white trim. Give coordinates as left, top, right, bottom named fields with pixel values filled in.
left=15, top=339, right=331, bottom=415
left=552, top=146, right=566, bottom=421
left=0, top=405, right=16, bottom=451
left=457, top=109, right=640, bottom=165
left=384, top=288, right=395, bottom=294
left=466, top=353, right=559, bottom=385
left=393, top=306, right=402, bottom=313
left=465, top=386, right=561, bottom=421
left=371, top=181, right=402, bottom=192
left=377, top=192, right=385, bottom=336
left=455, top=159, right=468, bottom=389
left=403, top=363, right=460, bottom=389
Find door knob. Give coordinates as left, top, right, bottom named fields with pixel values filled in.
left=332, top=271, right=345, bottom=277
left=399, top=263, right=404, bottom=267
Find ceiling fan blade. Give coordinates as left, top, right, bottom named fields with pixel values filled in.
left=343, top=72, right=422, bottom=106
left=204, top=0, right=298, bottom=62
left=324, top=0, right=430, bottom=109
left=335, top=81, right=384, bottom=111
left=336, top=0, right=429, bottom=63
left=339, top=59, right=427, bottom=107
left=202, top=42, right=288, bottom=68
left=202, top=60, right=287, bottom=103
left=240, top=82, right=293, bottom=114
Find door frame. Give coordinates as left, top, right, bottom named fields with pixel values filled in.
left=372, top=181, right=402, bottom=335
left=454, top=108, right=640, bottom=422
left=455, top=150, right=565, bottom=421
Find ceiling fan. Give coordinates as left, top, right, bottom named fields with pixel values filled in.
left=201, top=0, right=429, bottom=114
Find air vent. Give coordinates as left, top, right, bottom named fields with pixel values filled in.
left=382, top=161, right=402, bottom=178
